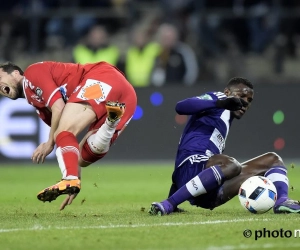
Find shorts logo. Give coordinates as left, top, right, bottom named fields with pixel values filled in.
left=77, top=79, right=112, bottom=104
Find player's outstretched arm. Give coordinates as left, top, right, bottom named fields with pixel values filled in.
left=175, top=97, right=217, bottom=115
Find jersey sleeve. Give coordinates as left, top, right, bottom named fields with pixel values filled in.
left=175, top=93, right=219, bottom=115
left=24, top=62, right=62, bottom=108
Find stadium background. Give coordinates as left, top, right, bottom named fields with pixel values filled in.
left=1, top=0, right=300, bottom=163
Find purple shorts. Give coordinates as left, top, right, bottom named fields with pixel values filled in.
left=172, top=157, right=224, bottom=210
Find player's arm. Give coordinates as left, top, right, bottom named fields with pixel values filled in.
left=32, top=98, right=65, bottom=164
left=175, top=97, right=217, bottom=115
left=176, top=96, right=246, bottom=115
left=48, top=98, right=65, bottom=147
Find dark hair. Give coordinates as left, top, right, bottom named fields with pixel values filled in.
left=0, top=62, right=24, bottom=75
left=226, top=77, right=253, bottom=90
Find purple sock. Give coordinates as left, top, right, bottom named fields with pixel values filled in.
left=165, top=166, right=225, bottom=212
left=264, top=166, right=288, bottom=205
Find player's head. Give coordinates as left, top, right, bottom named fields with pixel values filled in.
left=0, top=62, right=24, bottom=100
left=224, top=77, right=254, bottom=119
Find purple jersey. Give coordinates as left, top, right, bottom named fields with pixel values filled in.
left=175, top=91, right=234, bottom=168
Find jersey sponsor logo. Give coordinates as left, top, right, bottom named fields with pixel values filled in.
left=210, top=128, right=225, bottom=153
left=77, top=79, right=112, bottom=104
left=197, top=94, right=213, bottom=100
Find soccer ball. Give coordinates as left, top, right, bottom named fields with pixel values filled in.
left=238, top=176, right=277, bottom=214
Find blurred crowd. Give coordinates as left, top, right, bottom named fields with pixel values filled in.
left=1, top=0, right=300, bottom=86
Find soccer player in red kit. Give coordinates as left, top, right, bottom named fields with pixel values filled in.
left=0, top=61, right=137, bottom=210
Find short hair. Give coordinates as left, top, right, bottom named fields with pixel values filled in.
left=0, top=62, right=24, bottom=75
left=226, top=77, right=253, bottom=90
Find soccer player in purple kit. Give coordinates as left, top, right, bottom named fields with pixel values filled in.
left=149, top=77, right=300, bottom=215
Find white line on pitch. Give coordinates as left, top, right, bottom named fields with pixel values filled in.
left=0, top=218, right=268, bottom=233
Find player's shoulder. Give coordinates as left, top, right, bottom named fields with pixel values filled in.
left=212, top=91, right=227, bottom=100
left=25, top=61, right=53, bottom=73
left=196, top=91, right=226, bottom=101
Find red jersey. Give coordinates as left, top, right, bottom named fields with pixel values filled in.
left=24, top=61, right=103, bottom=108
left=23, top=61, right=136, bottom=126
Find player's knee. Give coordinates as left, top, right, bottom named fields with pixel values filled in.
left=224, top=157, right=242, bottom=178
left=265, top=152, right=284, bottom=166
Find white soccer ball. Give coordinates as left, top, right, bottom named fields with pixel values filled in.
left=238, top=176, right=277, bottom=214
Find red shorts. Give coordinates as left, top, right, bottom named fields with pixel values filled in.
left=68, top=63, right=137, bottom=163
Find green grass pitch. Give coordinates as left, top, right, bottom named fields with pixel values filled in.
left=1, top=162, right=300, bottom=250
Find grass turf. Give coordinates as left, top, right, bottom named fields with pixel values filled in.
left=0, top=162, right=300, bottom=250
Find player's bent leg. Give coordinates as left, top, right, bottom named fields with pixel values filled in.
left=53, top=102, right=96, bottom=179
left=84, top=101, right=125, bottom=155
left=78, top=100, right=133, bottom=166
left=205, top=154, right=242, bottom=179
left=149, top=154, right=241, bottom=216
left=211, top=152, right=282, bottom=206
left=211, top=152, right=300, bottom=213
left=37, top=103, right=95, bottom=203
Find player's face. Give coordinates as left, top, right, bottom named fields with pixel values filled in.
left=0, top=69, right=23, bottom=100
left=226, top=83, right=254, bottom=119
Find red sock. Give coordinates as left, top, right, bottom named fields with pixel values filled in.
left=55, top=131, right=79, bottom=177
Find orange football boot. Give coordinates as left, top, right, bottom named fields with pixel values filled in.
left=106, top=101, right=126, bottom=123
left=37, top=179, right=81, bottom=202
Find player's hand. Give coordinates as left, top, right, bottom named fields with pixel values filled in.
left=32, top=142, right=54, bottom=164
left=216, top=97, right=248, bottom=111
left=60, top=193, right=78, bottom=210
left=60, top=168, right=81, bottom=210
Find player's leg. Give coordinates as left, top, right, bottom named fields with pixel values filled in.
left=59, top=101, right=127, bottom=210
left=149, top=154, right=242, bottom=215
left=216, top=152, right=285, bottom=204
left=78, top=101, right=127, bottom=167
left=218, top=152, right=300, bottom=213
left=78, top=71, right=137, bottom=167
left=37, top=102, right=96, bottom=203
